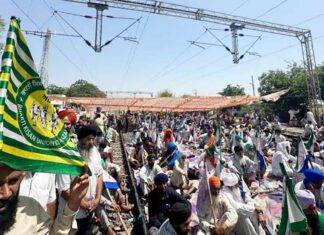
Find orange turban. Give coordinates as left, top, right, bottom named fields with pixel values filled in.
left=58, top=109, right=77, bottom=125
left=209, top=176, right=221, bottom=188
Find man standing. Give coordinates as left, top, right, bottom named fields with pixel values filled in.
left=19, top=172, right=57, bottom=218
left=0, top=163, right=89, bottom=234
left=57, top=125, right=103, bottom=235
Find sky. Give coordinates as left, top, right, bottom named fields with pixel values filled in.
left=2, top=0, right=324, bottom=97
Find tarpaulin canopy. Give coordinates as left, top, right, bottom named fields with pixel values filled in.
left=49, top=89, right=289, bottom=112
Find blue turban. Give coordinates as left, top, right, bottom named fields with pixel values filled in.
left=303, top=169, right=324, bottom=186
left=167, top=142, right=177, bottom=152
left=235, top=135, right=242, bottom=141
left=154, top=173, right=169, bottom=185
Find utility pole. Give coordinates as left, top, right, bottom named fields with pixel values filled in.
left=251, top=76, right=256, bottom=96
left=39, top=29, right=51, bottom=88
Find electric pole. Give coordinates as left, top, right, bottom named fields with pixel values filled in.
left=251, top=76, right=256, bottom=96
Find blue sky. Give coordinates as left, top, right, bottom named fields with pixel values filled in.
left=2, top=0, right=324, bottom=97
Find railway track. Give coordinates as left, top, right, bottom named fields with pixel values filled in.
left=108, top=131, right=147, bottom=235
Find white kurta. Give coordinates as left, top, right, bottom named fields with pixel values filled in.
left=20, top=172, right=56, bottom=211
left=223, top=186, right=259, bottom=235
left=139, top=163, right=163, bottom=195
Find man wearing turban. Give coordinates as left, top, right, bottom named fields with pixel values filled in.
left=147, top=173, right=189, bottom=235
left=158, top=202, right=192, bottom=235
left=221, top=172, right=266, bottom=235
left=198, top=176, right=238, bottom=235
left=139, top=154, right=163, bottom=196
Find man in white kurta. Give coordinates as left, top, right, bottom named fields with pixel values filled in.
left=198, top=176, right=238, bottom=235
left=139, top=154, right=163, bottom=195
left=221, top=172, right=264, bottom=235
left=20, top=172, right=56, bottom=218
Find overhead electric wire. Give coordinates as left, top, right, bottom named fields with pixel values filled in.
left=237, top=36, right=262, bottom=62
left=138, top=0, right=252, bottom=89
left=229, top=0, right=250, bottom=14
left=24, top=30, right=81, bottom=38
left=41, top=0, right=96, bottom=81
left=119, top=12, right=149, bottom=90
left=171, top=0, right=291, bottom=84
left=255, top=0, right=289, bottom=19
left=10, top=0, right=88, bottom=79
left=54, top=11, right=93, bottom=49
left=56, top=9, right=136, bottom=20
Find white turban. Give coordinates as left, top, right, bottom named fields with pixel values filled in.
left=296, top=189, right=316, bottom=210
left=221, top=172, right=239, bottom=187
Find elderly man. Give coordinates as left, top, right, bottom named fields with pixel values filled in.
left=198, top=176, right=238, bottom=235
left=296, top=189, right=324, bottom=234
left=0, top=163, right=89, bottom=234
left=221, top=172, right=266, bottom=235
left=158, top=202, right=192, bottom=235
left=56, top=125, right=104, bottom=235
left=147, top=173, right=189, bottom=235
left=139, top=153, right=163, bottom=196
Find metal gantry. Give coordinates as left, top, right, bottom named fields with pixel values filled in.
left=62, top=0, right=321, bottom=120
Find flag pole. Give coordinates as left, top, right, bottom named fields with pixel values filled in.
left=205, top=163, right=217, bottom=228
left=106, top=188, right=130, bottom=235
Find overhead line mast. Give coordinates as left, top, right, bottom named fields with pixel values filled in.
left=62, top=0, right=321, bottom=121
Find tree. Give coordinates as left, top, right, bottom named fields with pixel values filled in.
left=257, top=63, right=309, bottom=121
left=66, top=79, right=106, bottom=97
left=158, top=89, right=173, bottom=97
left=219, top=84, right=245, bottom=96
left=0, top=16, right=5, bottom=52
left=46, top=84, right=67, bottom=95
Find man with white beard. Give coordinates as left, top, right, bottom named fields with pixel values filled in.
left=57, top=125, right=104, bottom=235
left=221, top=172, right=266, bottom=235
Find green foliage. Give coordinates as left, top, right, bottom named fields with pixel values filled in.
left=158, top=89, right=173, bottom=97
left=258, top=63, right=309, bottom=119
left=66, top=79, right=106, bottom=97
left=46, top=84, right=67, bottom=95
left=0, top=16, right=5, bottom=52
left=219, top=84, right=246, bottom=96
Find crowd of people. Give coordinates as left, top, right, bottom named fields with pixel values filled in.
left=1, top=106, right=324, bottom=235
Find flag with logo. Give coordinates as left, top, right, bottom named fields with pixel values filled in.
left=0, top=17, right=85, bottom=175
left=278, top=163, right=308, bottom=235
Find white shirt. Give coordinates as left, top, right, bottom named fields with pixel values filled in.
left=20, top=172, right=56, bottom=211
left=56, top=146, right=103, bottom=219
left=139, top=163, right=163, bottom=184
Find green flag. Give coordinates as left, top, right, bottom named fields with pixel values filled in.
left=278, top=163, right=308, bottom=235
left=0, top=17, right=85, bottom=175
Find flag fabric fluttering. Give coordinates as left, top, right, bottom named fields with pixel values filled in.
left=295, top=137, right=308, bottom=172
left=214, top=124, right=222, bottom=146
left=103, top=171, right=119, bottom=190
left=0, top=17, right=85, bottom=175
left=256, top=150, right=267, bottom=171
left=278, top=163, right=308, bottom=235
left=305, top=130, right=315, bottom=154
